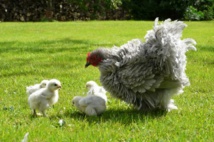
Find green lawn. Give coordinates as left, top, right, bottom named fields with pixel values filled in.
left=0, top=20, right=213, bottom=142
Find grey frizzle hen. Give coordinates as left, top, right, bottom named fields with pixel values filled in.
left=85, top=18, right=196, bottom=111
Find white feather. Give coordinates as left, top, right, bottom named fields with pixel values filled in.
left=21, top=132, right=29, bottom=142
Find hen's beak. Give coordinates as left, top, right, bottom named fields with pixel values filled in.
left=85, top=62, right=91, bottom=68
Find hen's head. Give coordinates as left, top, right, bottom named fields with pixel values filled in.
left=85, top=49, right=106, bottom=67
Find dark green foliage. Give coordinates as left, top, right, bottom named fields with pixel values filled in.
left=184, top=6, right=204, bottom=20
left=0, top=0, right=126, bottom=21
left=183, top=0, right=214, bottom=20
left=0, top=0, right=213, bottom=21
left=125, top=0, right=188, bottom=20
left=122, top=0, right=213, bottom=20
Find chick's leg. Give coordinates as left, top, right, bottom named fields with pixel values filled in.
left=39, top=102, right=49, bottom=117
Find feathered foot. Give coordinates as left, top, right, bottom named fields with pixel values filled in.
left=167, top=99, right=178, bottom=112
left=32, top=109, right=37, bottom=117
left=41, top=111, right=47, bottom=117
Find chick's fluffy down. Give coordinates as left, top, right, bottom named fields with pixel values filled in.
left=28, top=79, right=61, bottom=116
left=72, top=95, right=106, bottom=116
left=26, top=80, right=49, bottom=96
left=86, top=80, right=107, bottom=102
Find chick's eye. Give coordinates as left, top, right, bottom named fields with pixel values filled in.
left=54, top=83, right=57, bottom=86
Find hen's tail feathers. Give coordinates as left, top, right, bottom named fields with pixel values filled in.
left=145, top=18, right=197, bottom=55
left=145, top=18, right=196, bottom=82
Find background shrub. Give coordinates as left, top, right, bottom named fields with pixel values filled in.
left=0, top=0, right=213, bottom=21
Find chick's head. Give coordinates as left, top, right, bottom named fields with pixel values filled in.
left=72, top=96, right=82, bottom=106
left=40, top=80, right=49, bottom=88
left=86, top=81, right=98, bottom=90
left=47, top=79, right=61, bottom=92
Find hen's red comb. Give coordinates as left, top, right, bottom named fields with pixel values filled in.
left=87, top=52, right=91, bottom=56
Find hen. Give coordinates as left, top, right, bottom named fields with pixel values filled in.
left=85, top=18, right=196, bottom=111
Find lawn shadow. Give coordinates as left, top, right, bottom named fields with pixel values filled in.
left=197, top=45, right=214, bottom=52
left=0, top=38, right=113, bottom=54
left=63, top=108, right=167, bottom=124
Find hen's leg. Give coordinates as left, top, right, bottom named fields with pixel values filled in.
left=32, top=109, right=37, bottom=116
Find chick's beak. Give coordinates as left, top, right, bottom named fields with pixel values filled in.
left=85, top=62, right=91, bottom=68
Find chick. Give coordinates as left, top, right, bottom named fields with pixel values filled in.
left=72, top=95, right=106, bottom=116
left=28, top=79, right=61, bottom=116
left=86, top=81, right=107, bottom=102
left=26, top=80, right=49, bottom=96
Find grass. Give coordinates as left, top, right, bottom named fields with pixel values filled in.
left=0, top=20, right=213, bottom=142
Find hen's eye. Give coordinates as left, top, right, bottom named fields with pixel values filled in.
left=54, top=83, right=57, bottom=86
